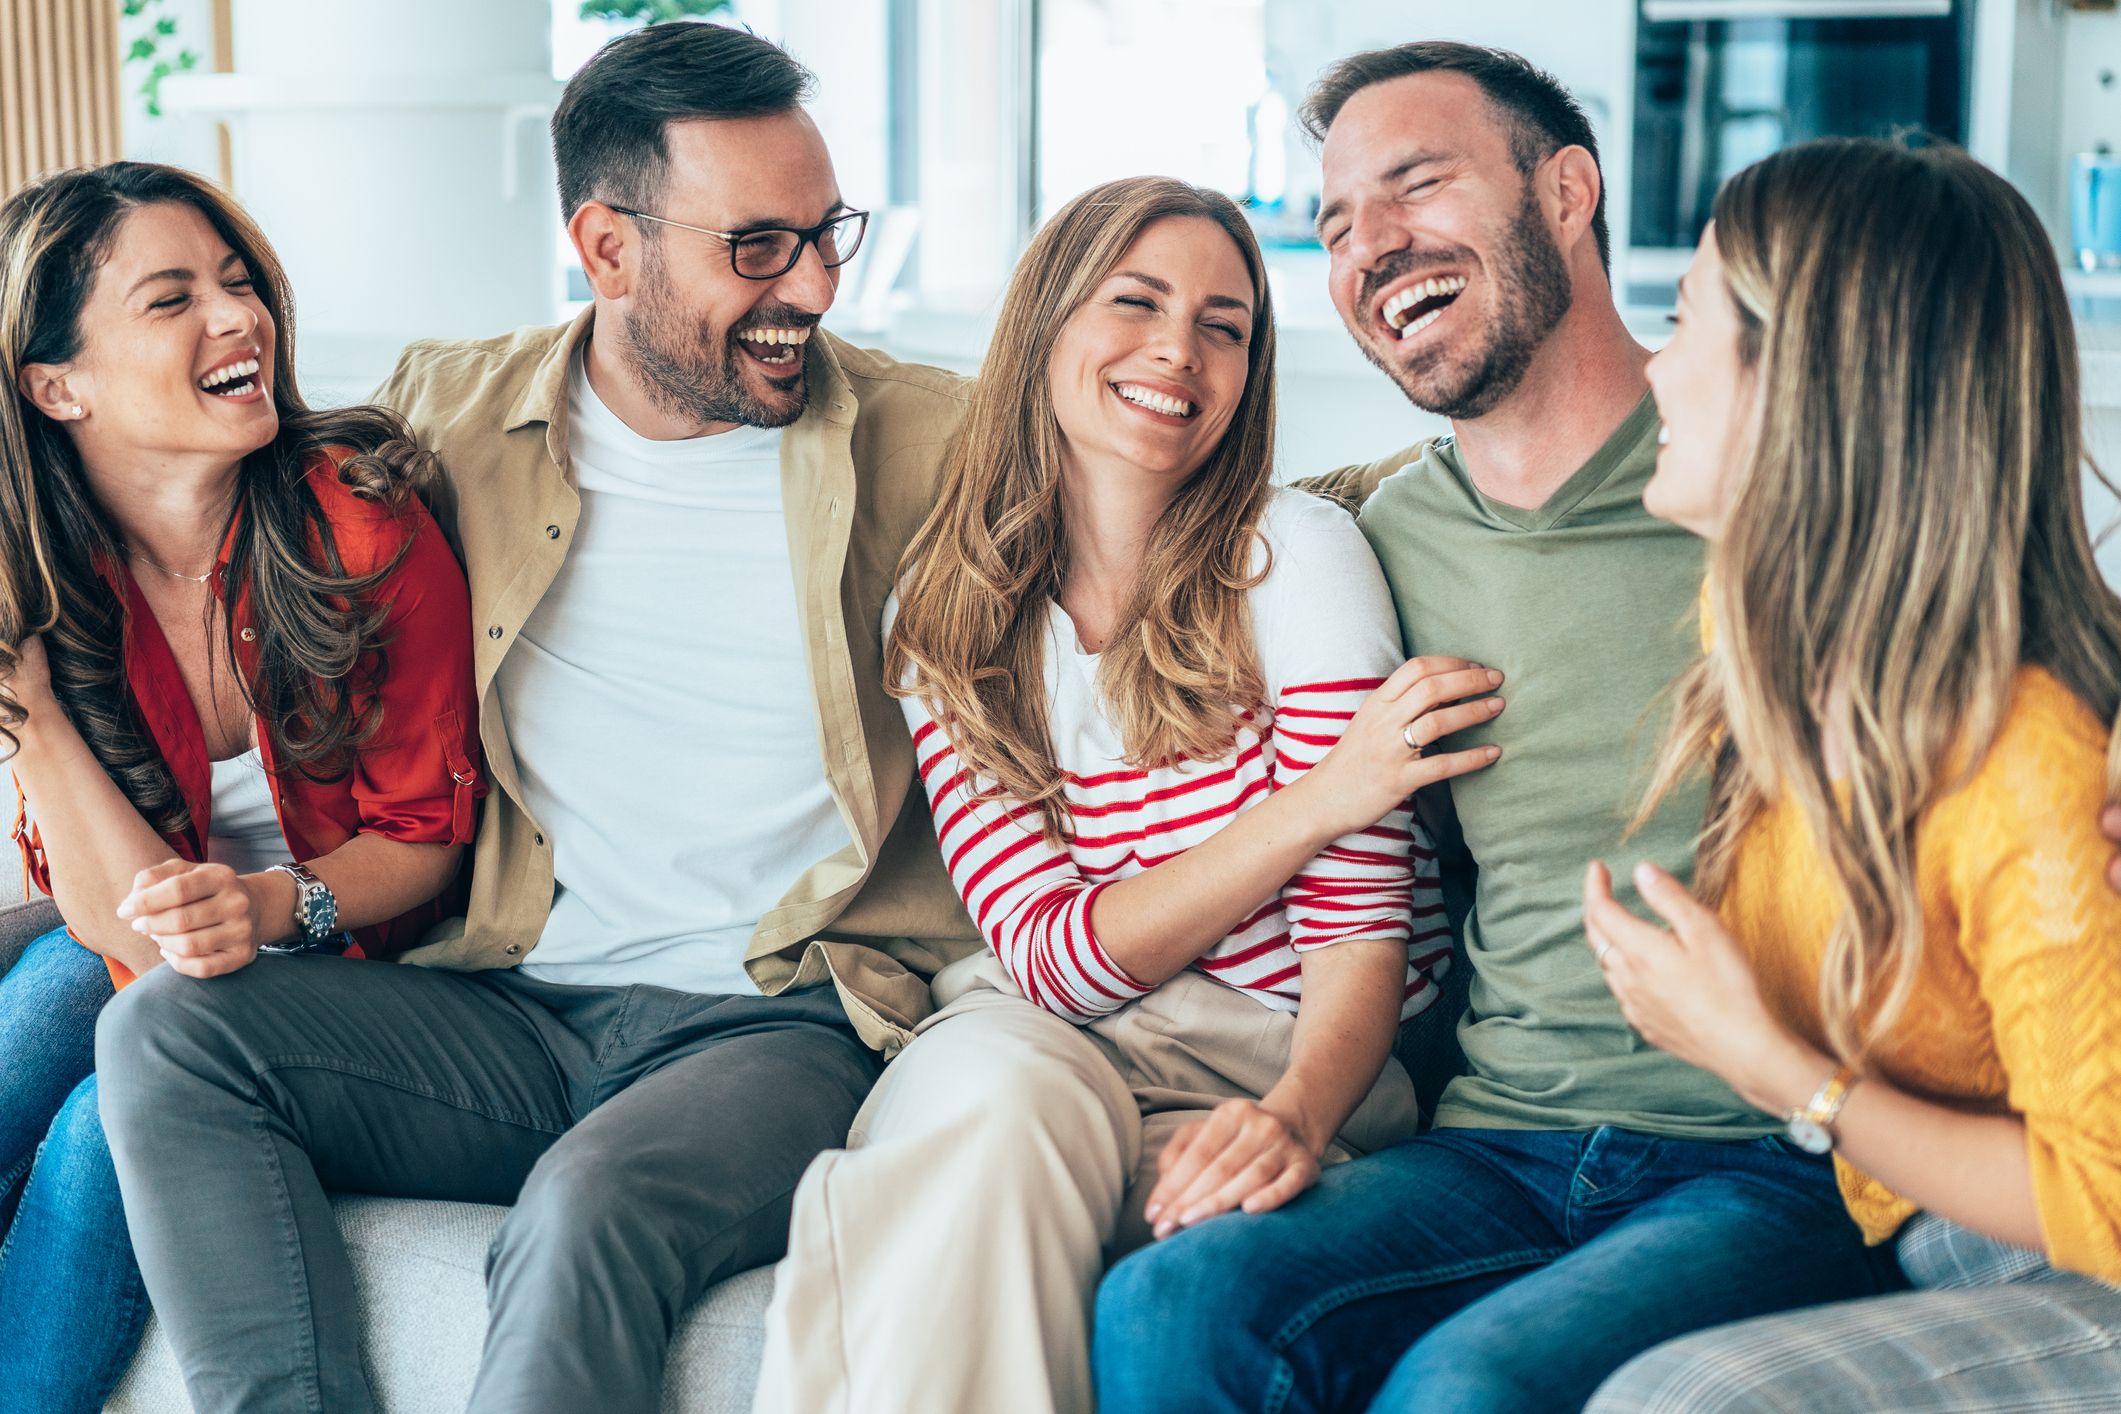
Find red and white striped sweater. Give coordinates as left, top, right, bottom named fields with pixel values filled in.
left=892, top=490, right=1449, bottom=1024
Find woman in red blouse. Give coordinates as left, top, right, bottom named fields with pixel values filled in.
left=0, top=162, right=480, bottom=1410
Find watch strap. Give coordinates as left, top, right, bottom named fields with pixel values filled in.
left=266, top=861, right=336, bottom=944
left=1788, top=1064, right=1859, bottom=1143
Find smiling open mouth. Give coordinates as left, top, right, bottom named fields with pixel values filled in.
left=198, top=356, right=261, bottom=397
left=1111, top=382, right=1197, bottom=420
left=1382, top=276, right=1468, bottom=340
left=735, top=325, right=810, bottom=371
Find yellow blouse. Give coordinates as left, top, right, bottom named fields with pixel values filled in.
left=1720, top=667, right=2121, bottom=1282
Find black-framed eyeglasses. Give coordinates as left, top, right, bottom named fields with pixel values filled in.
left=607, top=204, right=870, bottom=281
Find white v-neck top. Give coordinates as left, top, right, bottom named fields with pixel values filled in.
left=205, top=748, right=293, bottom=876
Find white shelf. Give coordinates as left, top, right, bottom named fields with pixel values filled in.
left=159, top=71, right=562, bottom=116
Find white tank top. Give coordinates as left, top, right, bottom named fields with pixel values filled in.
left=205, top=748, right=294, bottom=876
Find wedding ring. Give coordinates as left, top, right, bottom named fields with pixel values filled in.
left=1401, top=722, right=1422, bottom=754
left=1594, top=941, right=1613, bottom=963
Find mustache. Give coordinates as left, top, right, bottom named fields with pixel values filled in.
left=1357, top=247, right=1479, bottom=317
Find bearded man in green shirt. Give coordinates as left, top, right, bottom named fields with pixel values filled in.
left=1093, top=43, right=1900, bottom=1414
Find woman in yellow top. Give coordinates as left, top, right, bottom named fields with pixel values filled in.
left=1580, top=135, right=2121, bottom=1410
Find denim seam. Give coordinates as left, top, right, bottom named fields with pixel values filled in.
left=594, top=987, right=643, bottom=1069
left=250, top=1098, right=327, bottom=1414
left=0, top=1141, right=42, bottom=1271
left=1256, top=1247, right=1566, bottom=1414
left=253, top=1054, right=572, bottom=1137
left=90, top=1261, right=152, bottom=1397
left=0, top=1146, right=35, bottom=1265
left=1268, top=1246, right=1568, bottom=1349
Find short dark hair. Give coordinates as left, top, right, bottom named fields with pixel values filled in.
left=1302, top=42, right=1610, bottom=271
left=551, top=21, right=816, bottom=219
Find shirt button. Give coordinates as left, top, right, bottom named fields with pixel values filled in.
left=533, top=833, right=545, bottom=847
left=504, top=943, right=522, bottom=955
left=238, top=627, right=256, bottom=642
left=545, top=525, right=560, bottom=539
left=487, top=625, right=503, bottom=639
left=829, top=497, right=841, bottom=515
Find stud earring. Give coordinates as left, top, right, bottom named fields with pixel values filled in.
left=69, top=405, right=83, bottom=418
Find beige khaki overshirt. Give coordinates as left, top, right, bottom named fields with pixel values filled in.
left=373, top=312, right=980, bottom=1054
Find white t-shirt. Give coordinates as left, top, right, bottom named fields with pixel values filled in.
left=205, top=748, right=294, bottom=876
left=500, top=351, right=851, bottom=993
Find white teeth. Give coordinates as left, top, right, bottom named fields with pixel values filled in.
left=1397, top=305, right=1447, bottom=341
left=736, top=327, right=812, bottom=346
left=1112, top=383, right=1195, bottom=418
left=198, top=356, right=261, bottom=390
left=1382, top=275, right=1469, bottom=330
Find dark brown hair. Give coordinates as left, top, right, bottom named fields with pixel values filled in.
left=551, top=21, right=816, bottom=220
left=1302, top=41, right=1610, bottom=270
left=0, top=161, right=440, bottom=837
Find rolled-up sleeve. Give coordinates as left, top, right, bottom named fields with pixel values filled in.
left=346, top=498, right=484, bottom=846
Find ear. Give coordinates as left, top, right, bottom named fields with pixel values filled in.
left=1547, top=145, right=1604, bottom=259
left=569, top=201, right=637, bottom=303
left=16, top=363, right=83, bottom=423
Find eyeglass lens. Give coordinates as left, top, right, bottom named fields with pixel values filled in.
left=731, top=211, right=868, bottom=279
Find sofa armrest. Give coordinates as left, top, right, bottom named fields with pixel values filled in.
left=0, top=896, right=61, bottom=979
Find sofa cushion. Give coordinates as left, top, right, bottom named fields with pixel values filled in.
left=106, top=1196, right=775, bottom=1413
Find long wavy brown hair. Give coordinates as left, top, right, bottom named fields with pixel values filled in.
left=887, top=177, right=1279, bottom=842
left=1637, top=138, right=2121, bottom=1061
left=0, top=162, right=441, bottom=838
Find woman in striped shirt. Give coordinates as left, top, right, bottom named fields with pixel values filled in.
left=752, top=176, right=1506, bottom=1414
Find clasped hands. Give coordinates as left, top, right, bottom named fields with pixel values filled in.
left=119, top=860, right=286, bottom=979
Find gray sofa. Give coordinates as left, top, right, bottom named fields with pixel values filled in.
left=0, top=890, right=1470, bottom=1413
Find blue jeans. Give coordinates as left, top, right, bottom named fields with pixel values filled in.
left=0, top=926, right=151, bottom=1413
left=1093, top=1124, right=1906, bottom=1414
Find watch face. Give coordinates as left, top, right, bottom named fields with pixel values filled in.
left=1786, top=1117, right=1832, bottom=1155
left=296, top=880, right=337, bottom=938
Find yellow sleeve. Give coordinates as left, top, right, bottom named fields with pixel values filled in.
left=1955, top=682, right=2121, bottom=1282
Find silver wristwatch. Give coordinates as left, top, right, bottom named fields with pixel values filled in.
left=261, top=861, right=342, bottom=953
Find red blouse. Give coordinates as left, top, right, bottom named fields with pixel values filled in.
left=11, top=449, right=484, bottom=983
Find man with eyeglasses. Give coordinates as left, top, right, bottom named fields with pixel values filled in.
left=94, top=22, right=980, bottom=1414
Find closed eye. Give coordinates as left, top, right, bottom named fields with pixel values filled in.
left=1115, top=295, right=1156, bottom=311
left=150, top=293, right=188, bottom=311
left=1206, top=320, right=1247, bottom=343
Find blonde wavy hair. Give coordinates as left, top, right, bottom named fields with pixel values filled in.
left=1639, top=138, right=2121, bottom=1063
left=887, top=176, right=1278, bottom=843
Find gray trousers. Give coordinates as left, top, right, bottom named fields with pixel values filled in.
left=1586, top=1214, right=2121, bottom=1411
left=93, top=954, right=880, bottom=1414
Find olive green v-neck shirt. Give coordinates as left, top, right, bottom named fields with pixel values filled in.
left=1349, top=396, right=1771, bottom=1138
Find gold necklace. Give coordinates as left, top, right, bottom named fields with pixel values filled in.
left=128, top=546, right=215, bottom=584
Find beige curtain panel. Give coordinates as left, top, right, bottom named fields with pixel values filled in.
left=0, top=0, right=123, bottom=198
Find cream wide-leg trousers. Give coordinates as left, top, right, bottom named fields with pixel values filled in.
left=750, top=953, right=1423, bottom=1414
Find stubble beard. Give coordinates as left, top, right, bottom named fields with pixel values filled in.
left=621, top=247, right=809, bottom=431
left=1364, top=184, right=1574, bottom=422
